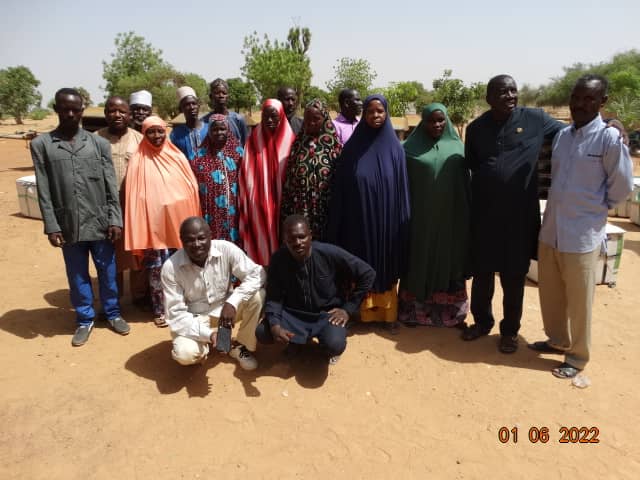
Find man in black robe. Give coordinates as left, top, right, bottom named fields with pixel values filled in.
left=256, top=215, right=375, bottom=364
left=462, top=75, right=563, bottom=353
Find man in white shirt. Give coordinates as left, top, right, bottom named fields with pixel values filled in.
left=530, top=74, right=633, bottom=379
left=161, top=217, right=266, bottom=370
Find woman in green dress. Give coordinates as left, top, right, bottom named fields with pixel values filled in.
left=399, top=103, right=470, bottom=327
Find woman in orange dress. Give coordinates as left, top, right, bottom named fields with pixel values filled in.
left=124, top=116, right=200, bottom=326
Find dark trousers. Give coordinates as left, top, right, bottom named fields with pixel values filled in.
left=255, top=310, right=347, bottom=357
left=470, top=271, right=526, bottom=337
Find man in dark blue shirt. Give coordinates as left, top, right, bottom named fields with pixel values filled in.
left=462, top=75, right=564, bottom=354
left=256, top=215, right=375, bottom=364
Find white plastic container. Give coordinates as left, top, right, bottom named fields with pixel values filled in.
left=15, top=175, right=42, bottom=219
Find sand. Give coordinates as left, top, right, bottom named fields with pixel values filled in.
left=1, top=116, right=639, bottom=479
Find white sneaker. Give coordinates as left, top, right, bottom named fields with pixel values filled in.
left=229, top=345, right=258, bottom=371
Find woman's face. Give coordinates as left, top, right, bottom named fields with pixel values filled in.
left=209, top=120, right=228, bottom=146
left=262, top=106, right=280, bottom=132
left=425, top=110, right=447, bottom=139
left=145, top=125, right=166, bottom=147
left=303, top=107, right=324, bottom=136
left=364, top=100, right=386, bottom=129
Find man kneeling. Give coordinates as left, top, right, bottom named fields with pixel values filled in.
left=256, top=215, right=375, bottom=364
left=161, top=217, right=266, bottom=370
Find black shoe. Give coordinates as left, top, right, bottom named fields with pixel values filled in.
left=461, top=324, right=491, bottom=341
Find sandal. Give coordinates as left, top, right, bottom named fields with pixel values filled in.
left=528, top=341, right=564, bottom=354
left=153, top=315, right=168, bottom=328
left=499, top=335, right=519, bottom=354
left=552, top=362, right=581, bottom=379
left=461, top=324, right=491, bottom=341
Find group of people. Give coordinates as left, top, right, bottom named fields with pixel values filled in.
left=30, top=72, right=633, bottom=380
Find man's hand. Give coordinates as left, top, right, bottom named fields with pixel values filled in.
left=219, top=302, right=237, bottom=328
left=270, top=324, right=295, bottom=344
left=209, top=331, right=217, bottom=347
left=107, top=225, right=122, bottom=242
left=47, top=232, right=65, bottom=248
left=327, top=308, right=349, bottom=327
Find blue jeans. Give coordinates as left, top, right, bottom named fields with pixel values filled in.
left=61, top=240, right=120, bottom=325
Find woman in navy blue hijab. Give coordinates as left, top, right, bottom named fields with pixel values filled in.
left=327, top=94, right=410, bottom=323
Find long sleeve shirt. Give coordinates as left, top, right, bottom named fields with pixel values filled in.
left=539, top=114, right=633, bottom=253
left=161, top=240, right=266, bottom=342
left=30, top=128, right=122, bottom=243
left=94, top=127, right=143, bottom=189
left=332, top=113, right=360, bottom=145
left=265, top=241, right=376, bottom=327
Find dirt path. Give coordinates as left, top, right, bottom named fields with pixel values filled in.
left=0, top=130, right=639, bottom=479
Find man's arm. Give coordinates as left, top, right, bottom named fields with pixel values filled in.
left=541, top=110, right=566, bottom=140
left=225, top=242, right=266, bottom=310
left=603, top=133, right=633, bottom=207
left=161, top=260, right=214, bottom=342
left=331, top=245, right=376, bottom=315
left=30, top=138, right=61, bottom=236
left=98, top=138, right=123, bottom=229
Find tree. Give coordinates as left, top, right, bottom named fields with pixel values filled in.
left=75, top=87, right=92, bottom=107
left=326, top=57, right=377, bottom=109
left=305, top=85, right=332, bottom=107
left=0, top=66, right=42, bottom=124
left=102, top=32, right=208, bottom=119
left=241, top=27, right=313, bottom=103
left=381, top=81, right=425, bottom=116
left=102, top=31, right=167, bottom=96
left=226, top=77, right=257, bottom=114
left=432, top=70, right=484, bottom=135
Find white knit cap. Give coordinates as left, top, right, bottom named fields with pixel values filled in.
left=176, top=86, right=197, bottom=102
left=129, top=90, right=152, bottom=107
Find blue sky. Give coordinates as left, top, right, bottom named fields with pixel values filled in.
left=1, top=0, right=637, bottom=106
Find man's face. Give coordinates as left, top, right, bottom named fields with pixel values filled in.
left=284, top=222, right=312, bottom=262
left=262, top=106, right=280, bottom=132
left=181, top=222, right=212, bottom=265
left=210, top=85, right=228, bottom=109
left=343, top=90, right=363, bottom=119
left=131, top=104, right=152, bottom=128
left=570, top=80, right=607, bottom=129
left=487, top=77, right=518, bottom=118
left=104, top=98, right=130, bottom=133
left=180, top=96, right=200, bottom=123
left=278, top=89, right=298, bottom=117
left=54, top=94, right=83, bottom=130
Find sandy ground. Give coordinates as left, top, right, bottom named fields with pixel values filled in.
left=1, top=116, right=639, bottom=479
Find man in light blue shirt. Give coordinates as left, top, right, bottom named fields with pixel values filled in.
left=530, top=74, right=633, bottom=379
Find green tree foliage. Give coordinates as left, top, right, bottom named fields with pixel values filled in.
left=0, top=66, right=42, bottom=124
left=381, top=81, right=425, bottom=116
left=516, top=83, right=542, bottom=106
left=326, top=57, right=377, bottom=109
left=102, top=32, right=167, bottom=95
left=75, top=87, right=92, bottom=107
left=432, top=70, right=484, bottom=134
left=226, top=77, right=257, bottom=114
left=241, top=27, right=313, bottom=103
left=305, top=86, right=332, bottom=108
left=102, top=32, right=208, bottom=119
left=29, top=108, right=50, bottom=120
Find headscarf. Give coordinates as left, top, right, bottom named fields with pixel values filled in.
left=403, top=102, right=464, bottom=161
left=239, top=99, right=295, bottom=265
left=327, top=94, right=411, bottom=292
left=281, top=98, right=342, bottom=240
left=124, top=116, right=200, bottom=251
left=192, top=114, right=243, bottom=244
left=401, top=103, right=469, bottom=299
